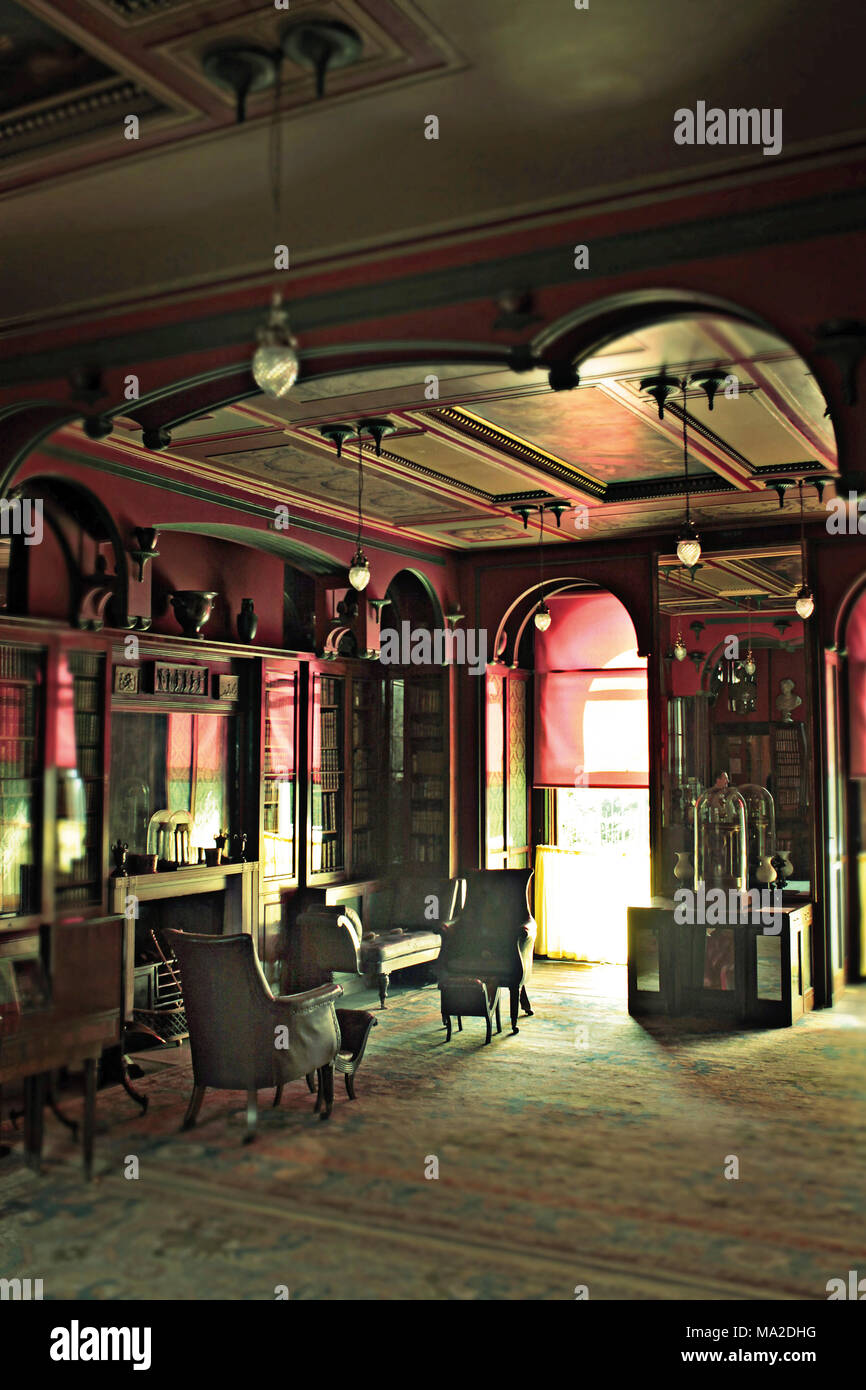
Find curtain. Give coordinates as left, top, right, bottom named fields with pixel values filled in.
left=534, top=670, right=648, bottom=788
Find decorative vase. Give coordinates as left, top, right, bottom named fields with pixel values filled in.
left=756, top=855, right=777, bottom=886
left=168, top=590, right=217, bottom=639
left=673, top=851, right=694, bottom=883
left=237, top=597, right=258, bottom=643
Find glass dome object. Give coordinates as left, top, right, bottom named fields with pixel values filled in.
left=693, top=771, right=748, bottom=895
left=738, top=783, right=776, bottom=885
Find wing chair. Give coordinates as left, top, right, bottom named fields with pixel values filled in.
left=437, top=869, right=537, bottom=1033
left=165, top=929, right=343, bottom=1139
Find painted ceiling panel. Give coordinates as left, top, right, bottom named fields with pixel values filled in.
left=208, top=442, right=456, bottom=523
left=466, top=386, right=711, bottom=483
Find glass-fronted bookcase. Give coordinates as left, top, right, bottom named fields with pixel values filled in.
left=306, top=659, right=383, bottom=886
left=385, top=667, right=453, bottom=876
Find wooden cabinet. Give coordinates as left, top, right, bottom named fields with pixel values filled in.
left=305, top=659, right=383, bottom=885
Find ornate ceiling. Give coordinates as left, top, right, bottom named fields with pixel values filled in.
left=58, top=312, right=837, bottom=557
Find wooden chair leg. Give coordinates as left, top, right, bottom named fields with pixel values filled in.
left=485, top=1013, right=492, bottom=1045
left=182, top=1084, right=206, bottom=1130
left=520, top=985, right=534, bottom=1017
left=244, top=1090, right=258, bottom=1144
left=273, top=1085, right=283, bottom=1107
left=319, top=1064, right=334, bottom=1121
left=314, top=1068, right=323, bottom=1113
left=456, top=1015, right=463, bottom=1032
left=377, top=973, right=389, bottom=1009
left=445, top=1016, right=452, bottom=1042
left=305, top=1072, right=316, bottom=1094
left=83, top=1058, right=97, bottom=1181
left=345, top=1071, right=356, bottom=1100
left=495, top=997, right=502, bottom=1034
left=510, top=987, right=520, bottom=1034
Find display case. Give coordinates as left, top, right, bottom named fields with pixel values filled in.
left=55, top=648, right=107, bottom=909
left=693, top=773, right=748, bottom=894
left=309, top=670, right=345, bottom=878
left=383, top=669, right=451, bottom=875
left=739, top=783, right=777, bottom=886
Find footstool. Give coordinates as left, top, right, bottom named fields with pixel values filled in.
left=439, top=977, right=502, bottom=1045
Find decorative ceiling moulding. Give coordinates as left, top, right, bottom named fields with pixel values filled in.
left=165, top=0, right=459, bottom=119
left=429, top=406, right=607, bottom=499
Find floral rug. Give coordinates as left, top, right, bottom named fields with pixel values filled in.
left=2, top=963, right=865, bottom=1300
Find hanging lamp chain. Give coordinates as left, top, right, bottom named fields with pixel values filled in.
left=269, top=55, right=285, bottom=308
left=682, top=381, right=691, bottom=525
left=538, top=504, right=545, bottom=600
left=357, top=434, right=364, bottom=548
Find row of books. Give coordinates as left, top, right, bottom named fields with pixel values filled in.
left=409, top=686, right=442, bottom=715
left=320, top=709, right=340, bottom=746
left=410, top=750, right=443, bottom=776
left=319, top=677, right=341, bottom=706
left=411, top=809, right=444, bottom=835
left=75, top=712, right=100, bottom=746
left=409, top=720, right=442, bottom=740
left=0, top=646, right=39, bottom=680
left=319, top=746, right=342, bottom=772
left=0, top=689, right=36, bottom=738
left=0, top=752, right=37, bottom=779
left=71, top=678, right=100, bottom=712
left=412, top=777, right=443, bottom=802
left=317, top=790, right=340, bottom=832
left=68, top=651, right=102, bottom=678
left=315, top=837, right=343, bottom=872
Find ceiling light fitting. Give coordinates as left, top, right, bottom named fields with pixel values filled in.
left=795, top=478, right=814, bottom=619
left=675, top=381, right=702, bottom=571
left=348, top=432, right=371, bottom=591
left=281, top=19, right=363, bottom=101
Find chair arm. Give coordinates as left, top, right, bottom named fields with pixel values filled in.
left=270, top=982, right=343, bottom=1076
left=335, top=1007, right=377, bottom=1066
left=297, top=907, right=363, bottom=974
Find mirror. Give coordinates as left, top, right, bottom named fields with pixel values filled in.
left=658, top=545, right=813, bottom=897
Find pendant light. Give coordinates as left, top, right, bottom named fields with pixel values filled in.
left=251, top=59, right=300, bottom=398
left=674, top=630, right=687, bottom=661
left=795, top=479, right=814, bottom=619
left=676, top=380, right=702, bottom=569
left=533, top=505, right=552, bottom=631
left=742, top=598, right=757, bottom=676
left=348, top=432, right=371, bottom=590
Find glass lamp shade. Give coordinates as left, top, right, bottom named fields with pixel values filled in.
left=676, top=525, right=702, bottom=568
left=674, top=633, right=687, bottom=661
left=348, top=548, right=371, bottom=591
left=533, top=602, right=552, bottom=632
left=743, top=650, right=757, bottom=677
left=252, top=294, right=299, bottom=399
left=795, top=584, right=814, bottom=619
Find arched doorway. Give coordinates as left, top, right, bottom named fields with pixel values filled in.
left=487, top=584, right=649, bottom=968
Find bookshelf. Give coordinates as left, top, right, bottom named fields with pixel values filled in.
left=406, top=674, right=448, bottom=871
left=262, top=665, right=298, bottom=882
left=310, top=672, right=345, bottom=878
left=351, top=676, right=377, bottom=873
left=56, top=649, right=105, bottom=909
left=0, top=643, right=41, bottom=919
left=771, top=720, right=810, bottom=878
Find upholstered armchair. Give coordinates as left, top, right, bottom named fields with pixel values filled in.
left=437, top=869, right=537, bottom=1033
left=165, top=929, right=343, bottom=1140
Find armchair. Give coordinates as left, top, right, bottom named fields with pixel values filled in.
left=437, top=869, right=537, bottom=1033
left=164, top=930, right=342, bottom=1140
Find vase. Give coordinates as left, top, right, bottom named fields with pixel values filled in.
left=169, top=590, right=217, bottom=639
left=237, top=597, right=258, bottom=643
left=673, top=851, right=693, bottom=883
left=756, top=855, right=777, bottom=886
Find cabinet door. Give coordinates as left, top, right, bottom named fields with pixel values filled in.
left=261, top=661, right=299, bottom=884
left=0, top=641, right=44, bottom=922
left=308, top=669, right=346, bottom=880
left=56, top=646, right=107, bottom=911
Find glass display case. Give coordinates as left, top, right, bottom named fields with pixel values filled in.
left=693, top=772, right=748, bottom=894
left=309, top=672, right=345, bottom=877
left=739, top=783, right=777, bottom=886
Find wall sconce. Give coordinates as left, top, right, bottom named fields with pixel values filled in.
left=445, top=605, right=465, bottom=631
left=129, top=527, right=159, bottom=582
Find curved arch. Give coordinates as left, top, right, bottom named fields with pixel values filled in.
left=153, top=521, right=342, bottom=575
left=492, top=573, right=648, bottom=668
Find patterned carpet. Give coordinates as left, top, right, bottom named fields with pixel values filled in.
left=2, top=962, right=866, bottom=1301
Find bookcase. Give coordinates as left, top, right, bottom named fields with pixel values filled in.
left=351, top=677, right=378, bottom=874
left=56, top=648, right=105, bottom=909
left=261, top=661, right=299, bottom=883
left=309, top=670, right=346, bottom=878
left=384, top=670, right=452, bottom=876
left=771, top=720, right=810, bottom=880
left=0, top=642, right=42, bottom=920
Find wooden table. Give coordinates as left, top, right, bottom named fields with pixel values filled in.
left=0, top=1007, right=120, bottom=1179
